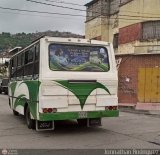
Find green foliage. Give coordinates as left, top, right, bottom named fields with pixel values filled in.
left=0, top=31, right=82, bottom=53
left=0, top=32, right=33, bottom=52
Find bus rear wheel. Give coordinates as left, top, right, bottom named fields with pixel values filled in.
left=25, top=106, right=35, bottom=129
left=77, top=119, right=88, bottom=127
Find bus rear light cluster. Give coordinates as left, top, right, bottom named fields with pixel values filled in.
left=105, top=106, right=118, bottom=111
left=42, top=108, right=57, bottom=113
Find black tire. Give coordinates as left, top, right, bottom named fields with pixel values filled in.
left=77, top=119, right=88, bottom=127
left=25, top=106, right=35, bottom=129
left=5, top=91, right=8, bottom=95
left=13, top=110, right=19, bottom=116
left=9, top=98, right=11, bottom=108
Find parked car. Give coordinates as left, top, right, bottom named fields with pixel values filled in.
left=0, top=78, right=9, bottom=95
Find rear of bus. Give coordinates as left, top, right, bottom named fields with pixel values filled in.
left=37, top=37, right=118, bottom=130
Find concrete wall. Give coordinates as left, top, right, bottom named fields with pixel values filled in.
left=85, top=0, right=160, bottom=55
left=119, top=0, right=160, bottom=28
left=118, top=40, right=160, bottom=54
left=110, top=0, right=120, bottom=15
left=85, top=17, right=109, bottom=40
left=86, top=0, right=110, bottom=22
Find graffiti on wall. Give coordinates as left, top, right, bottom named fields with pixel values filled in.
left=116, top=57, right=122, bottom=69
left=119, top=75, right=136, bottom=95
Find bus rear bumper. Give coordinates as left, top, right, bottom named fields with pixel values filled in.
left=39, top=110, right=119, bottom=121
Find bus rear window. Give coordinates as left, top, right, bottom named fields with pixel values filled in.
left=49, top=44, right=109, bottom=72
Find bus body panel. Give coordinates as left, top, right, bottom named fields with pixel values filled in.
left=37, top=37, right=118, bottom=121
left=8, top=37, right=119, bottom=124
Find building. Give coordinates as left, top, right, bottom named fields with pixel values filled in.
left=117, top=53, right=160, bottom=111
left=85, top=0, right=160, bottom=54
left=85, top=0, right=160, bottom=111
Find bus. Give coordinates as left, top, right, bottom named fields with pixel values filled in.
left=8, top=36, right=119, bottom=131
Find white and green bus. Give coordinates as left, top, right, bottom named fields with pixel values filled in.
left=8, top=36, right=119, bottom=131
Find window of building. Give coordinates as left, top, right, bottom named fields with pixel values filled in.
left=142, top=21, right=160, bottom=40
left=113, top=33, right=119, bottom=49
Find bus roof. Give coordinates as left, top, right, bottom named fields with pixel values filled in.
left=10, top=36, right=110, bottom=58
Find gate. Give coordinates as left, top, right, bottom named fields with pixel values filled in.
left=138, top=68, right=160, bottom=103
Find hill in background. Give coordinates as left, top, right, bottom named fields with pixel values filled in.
left=0, top=30, right=83, bottom=53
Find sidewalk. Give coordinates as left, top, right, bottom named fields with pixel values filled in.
left=119, top=105, right=160, bottom=118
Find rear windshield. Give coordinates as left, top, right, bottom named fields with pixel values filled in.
left=49, top=44, right=109, bottom=72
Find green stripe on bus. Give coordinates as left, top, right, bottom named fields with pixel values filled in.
left=14, top=94, right=26, bottom=109
left=10, top=80, right=41, bottom=119
left=9, top=82, right=17, bottom=107
left=39, top=110, right=119, bottom=121
left=20, top=81, right=41, bottom=119
left=55, top=80, right=111, bottom=110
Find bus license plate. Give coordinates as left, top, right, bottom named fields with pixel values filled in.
left=89, top=118, right=101, bottom=126
left=37, top=121, right=53, bottom=130
left=78, top=111, right=87, bottom=118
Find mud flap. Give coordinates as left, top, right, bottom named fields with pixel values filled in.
left=87, top=118, right=102, bottom=127
left=36, top=120, right=54, bottom=131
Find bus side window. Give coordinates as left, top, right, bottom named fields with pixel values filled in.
left=35, top=44, right=39, bottom=61
left=24, top=47, right=34, bottom=77
left=10, top=59, right=13, bottom=78
left=17, top=53, right=24, bottom=79
left=12, top=56, right=17, bottom=78
left=33, top=43, right=39, bottom=79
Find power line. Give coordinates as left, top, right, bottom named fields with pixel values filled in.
left=26, top=0, right=160, bottom=20
left=0, top=5, right=159, bottom=22
left=110, top=17, right=145, bottom=21
left=0, top=10, right=130, bottom=22
left=26, top=0, right=86, bottom=12
left=27, top=0, right=117, bottom=14
left=0, top=10, right=83, bottom=20
left=27, top=0, right=123, bottom=14
left=121, top=10, right=160, bottom=16
left=0, top=6, right=85, bottom=17
left=119, top=14, right=160, bottom=19
left=43, top=0, right=85, bottom=7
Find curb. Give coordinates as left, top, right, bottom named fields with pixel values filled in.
left=119, top=106, right=160, bottom=118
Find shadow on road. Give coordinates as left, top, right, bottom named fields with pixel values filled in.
left=13, top=114, right=109, bottom=135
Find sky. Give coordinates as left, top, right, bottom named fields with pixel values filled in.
left=0, top=0, right=89, bottom=35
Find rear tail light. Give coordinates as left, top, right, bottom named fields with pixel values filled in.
left=43, top=108, right=48, bottom=113
left=52, top=108, right=57, bottom=113
left=48, top=108, right=53, bottom=113
left=112, top=106, right=118, bottom=110
left=42, top=108, right=57, bottom=113
left=105, top=106, right=118, bottom=111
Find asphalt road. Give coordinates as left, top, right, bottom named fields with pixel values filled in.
left=0, top=94, right=159, bottom=154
